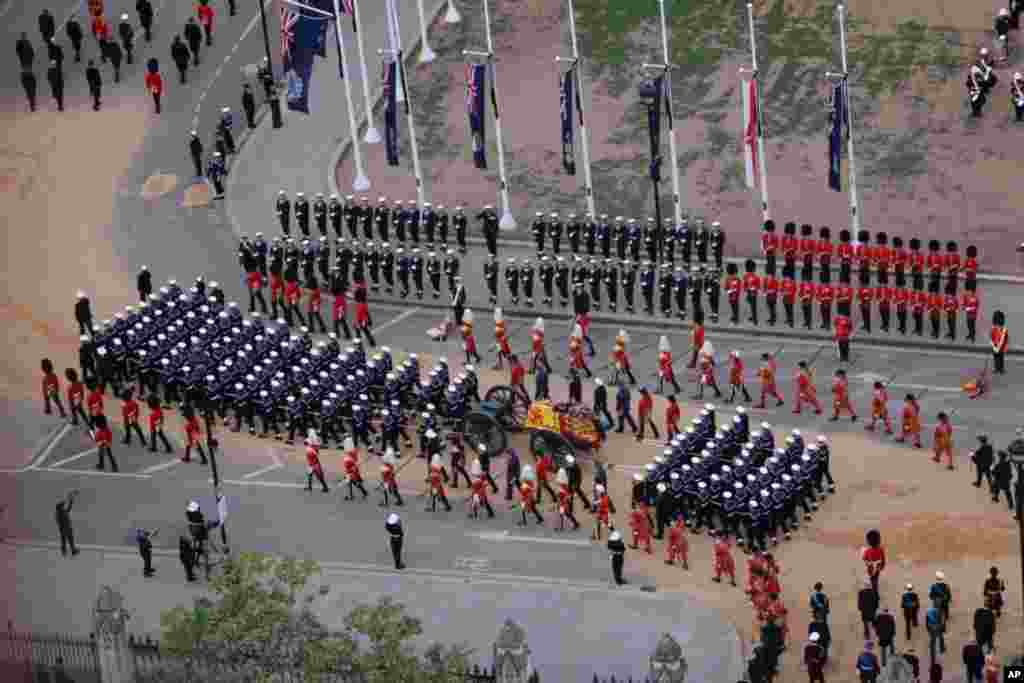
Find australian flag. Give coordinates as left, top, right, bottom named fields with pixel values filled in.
left=467, top=64, right=487, bottom=170
left=281, top=4, right=319, bottom=114
left=828, top=81, right=847, bottom=192
left=383, top=59, right=399, bottom=166
left=560, top=67, right=576, bottom=176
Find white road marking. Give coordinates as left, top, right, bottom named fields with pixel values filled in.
left=49, top=448, right=99, bottom=469
left=372, top=308, right=420, bottom=334
left=140, top=458, right=182, bottom=474
left=28, top=423, right=73, bottom=470
left=34, top=467, right=152, bottom=479
left=242, top=462, right=284, bottom=479
left=472, top=530, right=593, bottom=547
left=220, top=478, right=303, bottom=488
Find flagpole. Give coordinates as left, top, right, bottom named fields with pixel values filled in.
left=416, top=0, right=436, bottom=63
left=385, top=0, right=404, bottom=102
left=657, top=0, right=682, bottom=226
left=384, top=0, right=427, bottom=206
left=565, top=0, right=596, bottom=218
left=479, top=0, right=515, bottom=230
left=837, top=4, right=861, bottom=231
left=352, top=0, right=381, bottom=143
left=444, top=0, right=461, bottom=23
left=747, top=2, right=770, bottom=219
left=331, top=0, right=370, bottom=191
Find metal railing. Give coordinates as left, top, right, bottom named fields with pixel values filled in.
left=0, top=623, right=100, bottom=682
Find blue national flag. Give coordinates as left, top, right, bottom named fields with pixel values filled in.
left=467, top=63, right=487, bottom=170
left=560, top=67, right=576, bottom=176
left=313, top=0, right=330, bottom=59
left=281, top=4, right=320, bottom=114
left=383, top=59, right=399, bottom=166
left=828, top=81, right=846, bottom=192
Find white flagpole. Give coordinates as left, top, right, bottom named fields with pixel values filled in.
left=352, top=0, right=381, bottom=143
left=444, top=0, right=461, bottom=23
left=416, top=0, right=437, bottom=63
left=331, top=0, right=371, bottom=191
left=385, top=0, right=427, bottom=206
left=747, top=2, right=770, bottom=219
left=385, top=0, right=404, bottom=103
left=566, top=0, right=596, bottom=218
left=837, top=5, right=861, bottom=231
left=657, top=0, right=682, bottom=226
left=480, top=0, right=515, bottom=230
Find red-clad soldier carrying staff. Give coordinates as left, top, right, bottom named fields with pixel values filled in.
left=933, top=412, right=954, bottom=470
left=725, top=263, right=742, bottom=324
left=894, top=286, right=911, bottom=335
left=876, top=281, right=893, bottom=333
left=529, top=317, right=551, bottom=374
left=866, top=381, right=894, bottom=434
left=343, top=437, right=370, bottom=501
left=665, top=516, right=689, bottom=568
left=711, top=531, right=737, bottom=586
left=830, top=368, right=858, bottom=422
left=535, top=448, right=558, bottom=505
left=508, top=354, right=530, bottom=404
left=379, top=448, right=403, bottom=507
left=833, top=309, right=853, bottom=364
left=554, top=468, right=578, bottom=530
left=727, top=350, right=752, bottom=404
left=120, top=389, right=146, bottom=445
left=910, top=288, right=927, bottom=337
left=665, top=394, right=681, bottom=441
left=41, top=359, right=65, bottom=418
left=493, top=307, right=512, bottom=370
left=575, top=310, right=596, bottom=356
left=92, top=414, right=118, bottom=472
left=569, top=324, right=592, bottom=378
left=352, top=279, right=376, bottom=347
left=943, top=289, right=959, bottom=341
left=857, top=282, right=874, bottom=333
left=961, top=279, right=980, bottom=342
left=835, top=281, right=854, bottom=320
left=793, top=360, right=823, bottom=415
left=592, top=483, right=614, bottom=540
left=470, top=458, right=496, bottom=519
left=990, top=310, right=1008, bottom=375
left=798, top=278, right=815, bottom=330
left=65, top=369, right=89, bottom=426
left=694, top=343, right=722, bottom=401
left=895, top=393, right=923, bottom=447
left=330, top=278, right=352, bottom=339
left=781, top=222, right=799, bottom=275
left=305, top=273, right=327, bottom=334
left=687, top=312, right=705, bottom=369
left=182, top=408, right=207, bottom=464
left=305, top=437, right=329, bottom=493
left=517, top=464, right=543, bottom=526
left=757, top=352, right=784, bottom=408
left=629, top=501, right=653, bottom=553
left=781, top=274, right=797, bottom=328
left=761, top=220, right=779, bottom=275
left=611, top=329, right=636, bottom=385
left=657, top=335, right=680, bottom=395
left=763, top=270, right=780, bottom=326
left=742, top=259, right=762, bottom=326
left=147, top=395, right=173, bottom=453
left=460, top=309, right=482, bottom=365
left=927, top=284, right=943, bottom=340
left=862, top=529, right=886, bottom=593
left=816, top=280, right=834, bottom=331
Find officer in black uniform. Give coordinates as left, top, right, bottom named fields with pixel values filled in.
left=568, top=213, right=582, bottom=255
left=484, top=255, right=499, bottom=305
left=658, top=263, right=673, bottom=317
left=443, top=249, right=459, bottom=296
left=479, top=205, right=499, bottom=256
left=293, top=193, right=309, bottom=237
left=342, top=196, right=358, bottom=239
left=385, top=513, right=405, bottom=569
left=327, top=195, right=342, bottom=237
left=547, top=211, right=563, bottom=255
left=628, top=220, right=643, bottom=263
left=411, top=248, right=425, bottom=299
left=673, top=266, right=688, bottom=320
left=312, top=193, right=327, bottom=236
left=638, top=261, right=654, bottom=315
left=453, top=205, right=468, bottom=254
left=620, top=261, right=636, bottom=314
left=604, top=259, right=619, bottom=312
left=571, top=255, right=589, bottom=292
left=358, top=197, right=373, bottom=241
left=694, top=220, right=710, bottom=265
left=396, top=248, right=410, bottom=298
left=555, top=257, right=570, bottom=308
left=613, top=217, right=628, bottom=261
left=422, top=203, right=437, bottom=248
left=598, top=215, right=612, bottom=259
left=706, top=267, right=722, bottom=323
left=589, top=258, right=603, bottom=312
left=505, top=257, right=520, bottom=305
left=584, top=215, right=598, bottom=256
left=539, top=256, right=555, bottom=306
left=645, top=219, right=659, bottom=263
left=678, top=219, right=693, bottom=267
left=366, top=242, right=381, bottom=291
left=521, top=259, right=535, bottom=307
left=427, top=251, right=442, bottom=299
left=381, top=243, right=395, bottom=295
left=710, top=222, right=726, bottom=270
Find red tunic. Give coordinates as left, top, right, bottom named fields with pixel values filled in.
left=184, top=417, right=202, bottom=446
left=355, top=301, right=370, bottom=327
left=781, top=278, right=797, bottom=303
left=798, top=282, right=815, bottom=303
left=862, top=545, right=886, bottom=577
left=690, top=325, right=704, bottom=352
left=902, top=400, right=921, bottom=435
left=94, top=426, right=113, bottom=448
left=472, top=477, right=489, bottom=505
left=569, top=338, right=586, bottom=370
left=781, top=235, right=798, bottom=259
left=943, top=294, right=958, bottom=314
left=658, top=351, right=673, bottom=379
left=895, top=288, right=911, bottom=310
left=519, top=481, right=536, bottom=511
left=149, top=405, right=164, bottom=431
left=306, top=446, right=323, bottom=474
left=876, top=286, right=893, bottom=308
left=857, top=287, right=874, bottom=306
left=833, top=315, right=851, bottom=341
left=742, top=273, right=762, bottom=295
left=991, top=326, right=1009, bottom=353
left=332, top=293, right=347, bottom=320
left=799, top=236, right=816, bottom=259
left=836, top=285, right=853, bottom=307
left=817, top=238, right=834, bottom=264
left=832, top=376, right=850, bottom=408
left=665, top=402, right=680, bottom=431
left=815, top=284, right=834, bottom=304
left=726, top=275, right=741, bottom=302
left=797, top=371, right=815, bottom=398
left=87, top=390, right=105, bottom=417
left=713, top=538, right=736, bottom=575
left=961, top=291, right=979, bottom=319
left=144, top=71, right=163, bottom=96
left=872, top=387, right=889, bottom=418
left=763, top=276, right=779, bottom=299
left=196, top=3, right=214, bottom=28
left=42, top=373, right=60, bottom=400
left=531, top=330, right=545, bottom=353
left=510, top=364, right=525, bottom=387
left=837, top=243, right=853, bottom=263
left=381, top=462, right=395, bottom=484
left=729, top=356, right=744, bottom=386
left=536, top=454, right=552, bottom=482
left=638, top=393, right=653, bottom=418
left=557, top=485, right=571, bottom=515
left=759, top=360, right=777, bottom=389
left=122, top=398, right=139, bottom=425
left=761, top=232, right=778, bottom=255
left=306, top=287, right=321, bottom=310
left=595, top=494, right=610, bottom=524
left=344, top=454, right=363, bottom=482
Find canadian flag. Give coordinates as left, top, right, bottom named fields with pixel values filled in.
left=742, top=77, right=759, bottom=189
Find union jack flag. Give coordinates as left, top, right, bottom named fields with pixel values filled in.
left=280, top=6, right=298, bottom=63
left=465, top=64, right=478, bottom=112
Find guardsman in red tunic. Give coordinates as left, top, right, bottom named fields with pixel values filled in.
left=862, top=529, right=886, bottom=593
left=343, top=443, right=369, bottom=500
left=518, top=465, right=543, bottom=525
left=857, top=284, right=874, bottom=333
left=535, top=450, right=558, bottom=504
left=352, top=280, right=375, bottom=347
left=470, top=459, right=496, bottom=519
left=147, top=396, right=173, bottom=453
left=963, top=244, right=979, bottom=280
left=66, top=369, right=88, bottom=426
left=725, top=263, right=742, bottom=324
left=41, top=359, right=65, bottom=417
left=943, top=290, right=959, bottom=341
left=629, top=501, right=653, bottom=553
left=379, top=448, right=403, bottom=507
left=761, top=220, right=779, bottom=275
left=611, top=329, right=636, bottom=385
left=711, top=531, right=737, bottom=586
left=944, top=241, right=961, bottom=292
left=195, top=0, right=215, bottom=45
left=896, top=393, right=922, bottom=447
left=909, top=238, right=926, bottom=289
left=86, top=382, right=105, bottom=418
left=798, top=279, right=815, bottom=329
left=742, top=259, right=761, bottom=325
left=895, top=287, right=911, bottom=335
left=830, top=369, right=857, bottom=422
left=569, top=324, right=592, bottom=378
left=182, top=410, right=207, bottom=464
left=866, top=381, right=893, bottom=434
left=763, top=272, right=780, bottom=326
left=927, top=239, right=944, bottom=291
left=927, top=286, right=943, bottom=339
left=912, top=289, right=928, bottom=336
left=816, top=226, right=834, bottom=273
left=92, top=414, right=119, bottom=472
left=305, top=274, right=326, bottom=333
left=853, top=230, right=871, bottom=283
left=493, top=307, right=512, bottom=370
left=837, top=229, right=854, bottom=282
left=961, top=280, right=980, bottom=342
left=892, top=236, right=909, bottom=287
left=461, top=309, right=482, bottom=364
left=877, top=283, right=893, bottom=333
left=990, top=310, right=1008, bottom=374
left=665, top=516, right=689, bottom=568
left=834, top=312, right=852, bottom=363
left=592, top=483, right=613, bottom=540
left=757, top=353, right=784, bottom=408
left=575, top=310, right=595, bottom=356
left=530, top=317, right=550, bottom=374
left=835, top=282, right=854, bottom=319
left=665, top=394, right=681, bottom=440
left=509, top=354, right=529, bottom=403
left=285, top=275, right=302, bottom=320
left=305, top=440, right=329, bottom=492
left=799, top=224, right=817, bottom=280
left=657, top=335, right=680, bottom=394
left=793, top=361, right=822, bottom=415
left=781, top=222, right=799, bottom=274
left=933, top=412, right=954, bottom=469
left=121, top=389, right=146, bottom=445
left=874, top=232, right=892, bottom=285
left=727, top=350, right=752, bottom=403
left=781, top=276, right=797, bottom=328
left=815, top=281, right=834, bottom=330
left=695, top=344, right=722, bottom=400
left=554, top=468, right=577, bottom=530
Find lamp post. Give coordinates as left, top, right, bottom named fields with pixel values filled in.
left=255, top=0, right=283, bottom=128
left=1007, top=430, right=1024, bottom=629
left=638, top=78, right=664, bottom=262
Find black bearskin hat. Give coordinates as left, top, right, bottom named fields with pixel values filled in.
left=727, top=263, right=739, bottom=275
left=966, top=245, right=978, bottom=258
left=946, top=241, right=958, bottom=253
left=819, top=226, right=831, bottom=240
left=909, top=238, right=921, bottom=251
left=763, top=220, right=776, bottom=232
left=801, top=224, right=813, bottom=237
left=993, top=310, right=1005, bottom=326
left=928, top=239, right=941, bottom=252
left=839, top=229, right=851, bottom=243
left=892, top=236, right=904, bottom=249
left=866, top=529, right=881, bottom=548
left=745, top=259, right=757, bottom=273
left=784, top=221, right=797, bottom=235
left=876, top=232, right=888, bottom=245
left=857, top=230, right=870, bottom=243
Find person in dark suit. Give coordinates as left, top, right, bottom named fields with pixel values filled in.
left=20, top=69, right=37, bottom=112
left=85, top=60, right=102, bottom=110
left=55, top=491, right=80, bottom=557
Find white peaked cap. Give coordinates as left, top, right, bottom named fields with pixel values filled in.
left=534, top=317, right=545, bottom=331
left=659, top=335, right=671, bottom=352
left=595, top=483, right=605, bottom=493
left=809, top=632, right=820, bottom=642
left=521, top=464, right=536, bottom=481
left=817, top=435, right=827, bottom=443
left=618, top=329, right=630, bottom=343
left=426, top=429, right=437, bottom=439
left=462, top=308, right=473, bottom=324
left=383, top=449, right=397, bottom=465
left=633, top=473, right=643, bottom=482
left=344, top=436, right=355, bottom=451
left=701, top=341, right=714, bottom=356
left=935, top=571, right=945, bottom=579
left=307, top=428, right=320, bottom=442
left=431, top=454, right=442, bottom=468
left=187, top=501, right=199, bottom=512
left=77, top=291, right=86, bottom=298
left=572, top=324, right=583, bottom=339
left=556, top=468, right=569, bottom=485
left=609, top=531, right=622, bottom=542
left=387, top=513, right=400, bottom=524
left=494, top=307, right=503, bottom=322
left=736, top=406, right=746, bottom=414
left=471, top=459, right=483, bottom=477
left=657, top=482, right=667, bottom=492
left=731, top=350, right=741, bottom=358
